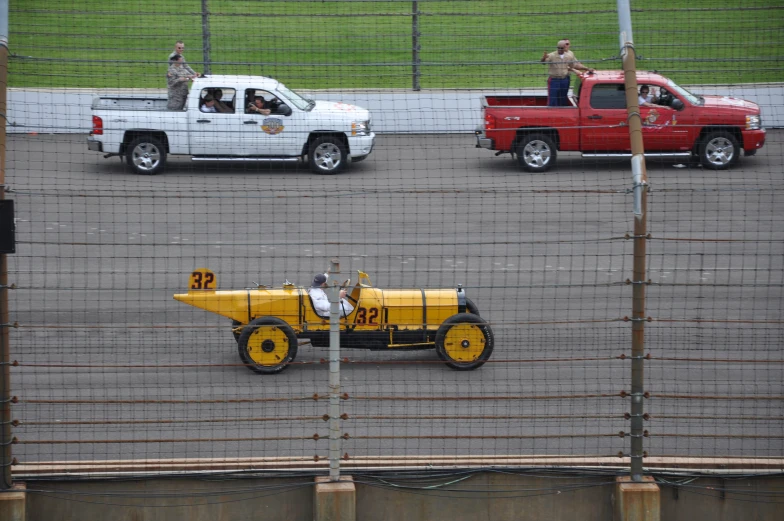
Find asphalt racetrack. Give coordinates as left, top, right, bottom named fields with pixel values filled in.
left=7, top=131, right=783, bottom=465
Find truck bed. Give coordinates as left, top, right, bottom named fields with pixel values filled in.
left=91, top=95, right=170, bottom=111
left=484, top=95, right=549, bottom=107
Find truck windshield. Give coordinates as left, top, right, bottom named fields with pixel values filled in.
left=276, top=84, right=312, bottom=111
left=667, top=79, right=702, bottom=106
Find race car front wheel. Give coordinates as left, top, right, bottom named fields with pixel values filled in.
left=435, top=313, right=494, bottom=371
left=237, top=316, right=298, bottom=374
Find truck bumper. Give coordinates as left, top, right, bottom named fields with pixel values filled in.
left=87, top=137, right=103, bottom=152
left=474, top=126, right=493, bottom=149
left=348, top=132, right=375, bottom=159
left=742, top=128, right=766, bottom=151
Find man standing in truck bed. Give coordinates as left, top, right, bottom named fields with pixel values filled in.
left=541, top=40, right=593, bottom=106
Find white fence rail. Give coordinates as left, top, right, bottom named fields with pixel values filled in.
left=8, top=84, right=784, bottom=135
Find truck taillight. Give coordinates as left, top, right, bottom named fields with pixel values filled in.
left=484, top=113, right=496, bottom=130
left=91, top=116, right=103, bottom=135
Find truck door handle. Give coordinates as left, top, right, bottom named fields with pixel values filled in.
left=586, top=115, right=603, bottom=120
left=244, top=120, right=259, bottom=125
left=196, top=119, right=211, bottom=123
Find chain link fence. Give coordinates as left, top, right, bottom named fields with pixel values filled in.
left=2, top=0, right=782, bottom=484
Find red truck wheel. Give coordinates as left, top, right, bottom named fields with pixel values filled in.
left=516, top=134, right=557, bottom=173
left=699, top=131, right=739, bottom=170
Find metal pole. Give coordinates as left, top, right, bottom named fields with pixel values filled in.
left=201, top=0, right=212, bottom=75
left=0, top=0, right=12, bottom=491
left=412, top=1, right=420, bottom=91
left=327, top=258, right=342, bottom=481
left=618, top=0, right=647, bottom=483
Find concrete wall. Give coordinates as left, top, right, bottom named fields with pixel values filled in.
left=17, top=472, right=784, bottom=521
left=8, top=84, right=784, bottom=135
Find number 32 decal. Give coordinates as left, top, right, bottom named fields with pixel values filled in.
left=355, top=307, right=379, bottom=324
left=189, top=268, right=216, bottom=290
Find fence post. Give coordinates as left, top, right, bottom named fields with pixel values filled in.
left=0, top=0, right=12, bottom=491
left=327, top=258, right=342, bottom=481
left=201, top=0, right=212, bottom=75
left=412, top=1, right=421, bottom=91
left=617, top=0, right=648, bottom=483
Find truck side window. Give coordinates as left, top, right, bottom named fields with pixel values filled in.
left=590, top=84, right=627, bottom=110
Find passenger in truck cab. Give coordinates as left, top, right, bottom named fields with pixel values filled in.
left=200, top=94, right=217, bottom=113
left=247, top=96, right=272, bottom=115
left=209, top=89, right=233, bottom=113
left=638, top=86, right=658, bottom=107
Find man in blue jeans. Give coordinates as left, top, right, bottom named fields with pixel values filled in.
left=541, top=40, right=594, bottom=106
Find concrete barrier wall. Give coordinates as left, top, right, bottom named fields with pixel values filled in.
left=8, top=84, right=784, bottom=135
left=19, top=472, right=784, bottom=521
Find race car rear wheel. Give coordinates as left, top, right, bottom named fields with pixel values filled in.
left=435, top=313, right=494, bottom=371
left=516, top=133, right=557, bottom=173
left=237, top=317, right=298, bottom=374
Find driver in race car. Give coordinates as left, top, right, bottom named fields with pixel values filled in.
left=308, top=273, right=354, bottom=318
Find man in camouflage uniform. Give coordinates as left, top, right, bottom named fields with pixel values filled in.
left=168, top=40, right=200, bottom=78
left=167, top=54, right=194, bottom=110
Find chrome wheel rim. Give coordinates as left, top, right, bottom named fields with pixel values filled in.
left=523, top=140, right=551, bottom=169
left=313, top=142, right=342, bottom=172
left=131, top=143, right=161, bottom=172
left=705, top=137, right=735, bottom=167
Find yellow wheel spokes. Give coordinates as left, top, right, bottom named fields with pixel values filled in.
left=246, top=325, right=290, bottom=366
left=442, top=323, right=485, bottom=362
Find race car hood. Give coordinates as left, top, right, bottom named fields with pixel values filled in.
left=311, top=100, right=370, bottom=120
left=700, top=95, right=760, bottom=113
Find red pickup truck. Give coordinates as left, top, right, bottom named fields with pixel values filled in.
left=475, top=71, right=766, bottom=172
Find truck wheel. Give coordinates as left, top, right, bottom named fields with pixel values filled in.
left=699, top=131, right=739, bottom=170
left=126, top=135, right=166, bottom=175
left=516, top=134, right=557, bottom=173
left=435, top=313, right=494, bottom=371
left=309, top=136, right=347, bottom=175
left=237, top=317, right=298, bottom=374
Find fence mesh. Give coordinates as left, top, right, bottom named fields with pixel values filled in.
left=3, top=0, right=783, bottom=477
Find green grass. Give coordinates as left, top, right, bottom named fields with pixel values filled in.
left=8, top=0, right=784, bottom=89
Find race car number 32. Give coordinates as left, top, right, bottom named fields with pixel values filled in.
left=189, top=268, right=216, bottom=290
left=355, top=307, right=379, bottom=324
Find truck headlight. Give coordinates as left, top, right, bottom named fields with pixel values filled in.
left=351, top=120, right=370, bottom=136
left=746, top=115, right=761, bottom=130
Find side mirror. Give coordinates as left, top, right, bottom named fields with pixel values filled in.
left=278, top=103, right=292, bottom=117
left=671, top=99, right=684, bottom=111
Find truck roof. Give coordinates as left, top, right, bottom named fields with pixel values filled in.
left=583, top=70, right=669, bottom=83
left=191, top=75, right=281, bottom=91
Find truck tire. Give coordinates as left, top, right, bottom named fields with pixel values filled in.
left=126, top=135, right=166, bottom=175
left=435, top=313, right=494, bottom=371
left=699, top=131, right=739, bottom=170
left=516, top=134, right=557, bottom=173
left=237, top=317, right=298, bottom=374
left=309, top=135, right=347, bottom=175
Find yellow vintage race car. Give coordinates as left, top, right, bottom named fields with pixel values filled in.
left=173, top=268, right=494, bottom=374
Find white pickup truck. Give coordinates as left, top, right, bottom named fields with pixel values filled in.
left=87, top=75, right=375, bottom=175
